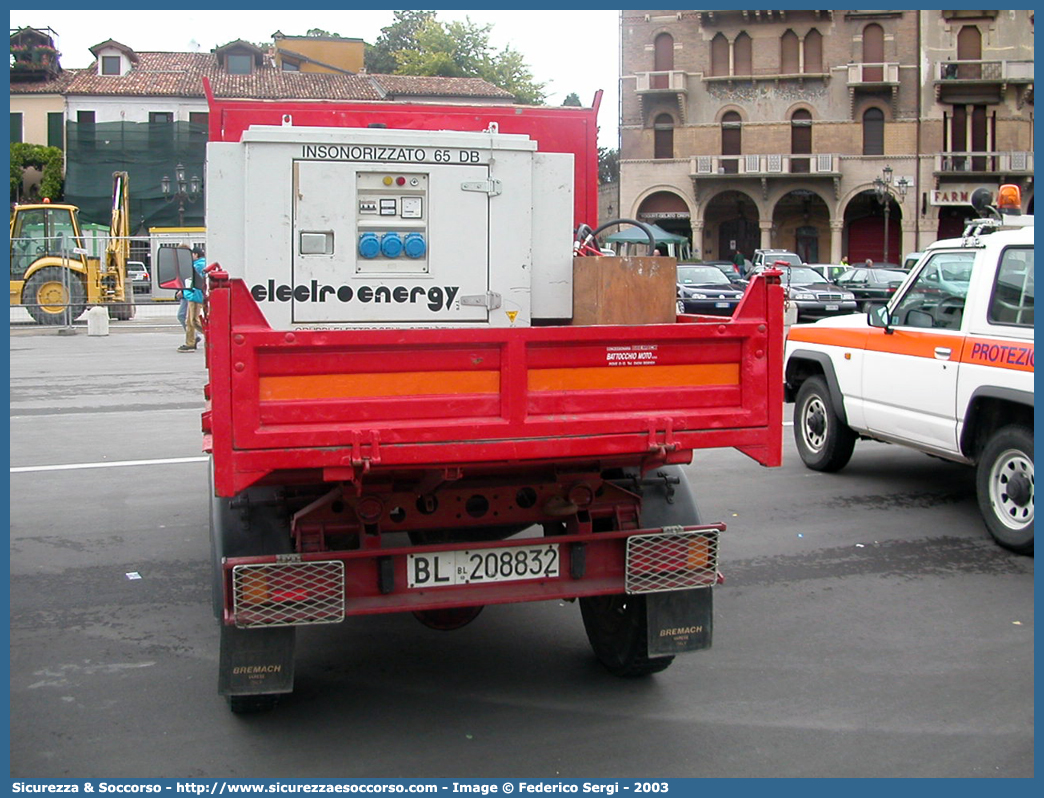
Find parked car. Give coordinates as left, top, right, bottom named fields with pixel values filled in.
left=751, top=249, right=803, bottom=274
left=125, top=260, right=150, bottom=295
left=833, top=268, right=909, bottom=311
left=806, top=263, right=848, bottom=283
left=753, top=264, right=857, bottom=321
left=902, top=251, right=925, bottom=271
left=700, top=260, right=749, bottom=287
left=676, top=264, right=746, bottom=316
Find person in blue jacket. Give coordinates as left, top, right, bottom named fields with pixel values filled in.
left=178, top=245, right=207, bottom=352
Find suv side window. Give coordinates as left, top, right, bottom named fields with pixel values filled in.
left=988, top=246, right=1034, bottom=327
left=889, top=252, right=975, bottom=330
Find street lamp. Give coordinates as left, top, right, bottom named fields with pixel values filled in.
left=872, top=165, right=908, bottom=264
left=160, top=163, right=201, bottom=227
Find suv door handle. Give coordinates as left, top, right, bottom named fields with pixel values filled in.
left=934, top=347, right=952, bottom=360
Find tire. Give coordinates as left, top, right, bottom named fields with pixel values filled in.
left=108, top=289, right=136, bottom=321
left=580, top=594, right=674, bottom=677
left=210, top=462, right=293, bottom=618
left=211, top=464, right=297, bottom=711
left=976, top=425, right=1034, bottom=555
left=579, top=465, right=704, bottom=677
left=228, top=694, right=280, bottom=714
left=794, top=375, right=856, bottom=472
left=23, top=266, right=86, bottom=325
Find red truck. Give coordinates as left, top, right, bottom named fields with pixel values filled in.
left=180, top=88, right=784, bottom=712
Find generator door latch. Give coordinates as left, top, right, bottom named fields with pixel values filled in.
left=460, top=292, right=503, bottom=310
left=461, top=179, right=502, bottom=197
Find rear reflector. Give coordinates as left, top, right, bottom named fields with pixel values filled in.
left=232, top=561, right=345, bottom=628
left=625, top=527, right=719, bottom=594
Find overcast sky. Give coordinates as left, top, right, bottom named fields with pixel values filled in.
left=10, top=9, right=621, bottom=148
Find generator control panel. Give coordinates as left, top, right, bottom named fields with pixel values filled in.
left=355, top=171, right=429, bottom=274
left=206, top=125, right=574, bottom=329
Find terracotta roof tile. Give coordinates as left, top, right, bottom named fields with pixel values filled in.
left=9, top=68, right=81, bottom=94
left=51, top=51, right=513, bottom=102
left=371, top=74, right=514, bottom=99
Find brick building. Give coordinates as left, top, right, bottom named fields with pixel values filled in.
left=618, top=9, right=1034, bottom=265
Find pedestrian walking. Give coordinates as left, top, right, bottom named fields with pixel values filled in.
left=178, top=245, right=206, bottom=352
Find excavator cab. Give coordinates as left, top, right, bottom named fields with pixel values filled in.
left=10, top=203, right=87, bottom=277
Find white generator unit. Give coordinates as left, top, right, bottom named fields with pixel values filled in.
left=206, top=124, right=575, bottom=329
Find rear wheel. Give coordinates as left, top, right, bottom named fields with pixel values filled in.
left=228, top=694, right=280, bottom=714
left=580, top=466, right=704, bottom=677
left=211, top=464, right=295, bottom=713
left=580, top=594, right=673, bottom=677
left=794, top=375, right=856, bottom=472
left=976, top=425, right=1033, bottom=555
left=23, top=266, right=86, bottom=325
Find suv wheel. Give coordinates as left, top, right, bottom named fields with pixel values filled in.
left=794, top=376, right=856, bottom=472
left=976, top=425, right=1033, bottom=555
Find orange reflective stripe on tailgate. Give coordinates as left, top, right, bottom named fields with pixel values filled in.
left=529, top=363, right=739, bottom=392
left=260, top=370, right=500, bottom=401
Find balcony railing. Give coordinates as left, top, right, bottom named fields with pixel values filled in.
left=935, top=151, right=1034, bottom=174
left=847, top=62, right=900, bottom=85
left=691, top=153, right=838, bottom=176
left=937, top=60, right=1034, bottom=82
left=635, top=70, right=688, bottom=93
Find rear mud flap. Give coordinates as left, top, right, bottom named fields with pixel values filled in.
left=218, top=624, right=296, bottom=696
left=646, top=588, right=712, bottom=657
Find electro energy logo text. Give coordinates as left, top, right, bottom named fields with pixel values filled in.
left=251, top=281, right=460, bottom=312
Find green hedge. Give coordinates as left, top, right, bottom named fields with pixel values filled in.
left=10, top=142, right=64, bottom=202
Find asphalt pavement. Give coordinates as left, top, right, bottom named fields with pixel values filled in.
left=8, top=322, right=1035, bottom=779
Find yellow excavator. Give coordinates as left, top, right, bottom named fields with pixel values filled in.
left=10, top=171, right=135, bottom=324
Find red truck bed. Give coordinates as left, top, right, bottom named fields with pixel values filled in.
left=202, top=271, right=784, bottom=498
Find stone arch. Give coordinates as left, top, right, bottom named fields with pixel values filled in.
left=854, top=97, right=892, bottom=122
left=714, top=104, right=749, bottom=124
left=630, top=186, right=696, bottom=225
left=632, top=187, right=696, bottom=256
left=839, top=183, right=904, bottom=264
left=700, top=188, right=763, bottom=262
left=783, top=101, right=819, bottom=121
left=770, top=189, right=833, bottom=263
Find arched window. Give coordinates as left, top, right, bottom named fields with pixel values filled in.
left=791, top=109, right=812, bottom=173
left=804, top=29, right=823, bottom=73
left=734, top=32, right=752, bottom=76
left=862, top=23, right=884, bottom=82
left=781, top=30, right=800, bottom=74
left=957, top=26, right=982, bottom=79
left=653, top=32, right=674, bottom=89
left=710, top=33, right=729, bottom=77
left=721, top=111, right=741, bottom=174
left=862, top=107, right=884, bottom=155
left=654, top=113, right=674, bottom=160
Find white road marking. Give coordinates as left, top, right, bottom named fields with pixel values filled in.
left=11, top=456, right=208, bottom=474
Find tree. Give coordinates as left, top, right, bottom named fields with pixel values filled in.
left=365, top=10, right=437, bottom=75
left=10, top=143, right=64, bottom=203
left=598, top=147, right=619, bottom=185
left=306, top=28, right=343, bottom=38
left=562, top=93, right=582, bottom=107
left=369, top=11, right=546, bottom=104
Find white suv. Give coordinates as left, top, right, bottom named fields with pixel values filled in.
left=783, top=185, right=1034, bottom=554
